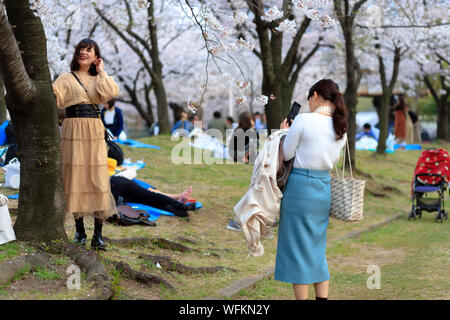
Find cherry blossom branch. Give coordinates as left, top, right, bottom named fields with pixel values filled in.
left=181, top=0, right=213, bottom=111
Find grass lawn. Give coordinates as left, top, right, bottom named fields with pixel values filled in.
left=0, top=135, right=448, bottom=300
left=235, top=211, right=450, bottom=300
left=235, top=140, right=450, bottom=300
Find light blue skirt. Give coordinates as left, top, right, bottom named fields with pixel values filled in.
left=274, top=168, right=331, bottom=284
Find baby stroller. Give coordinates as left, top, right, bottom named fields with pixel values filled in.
left=409, top=148, right=449, bottom=223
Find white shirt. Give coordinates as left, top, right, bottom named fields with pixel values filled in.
left=103, top=108, right=115, bottom=125
left=283, top=112, right=346, bottom=170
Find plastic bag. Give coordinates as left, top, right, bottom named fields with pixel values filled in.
left=0, top=194, right=16, bottom=245
left=3, top=157, right=20, bottom=189
left=115, top=167, right=137, bottom=180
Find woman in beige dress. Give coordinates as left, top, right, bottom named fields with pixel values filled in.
left=53, top=38, right=119, bottom=250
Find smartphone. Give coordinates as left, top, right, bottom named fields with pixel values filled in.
left=286, top=102, right=301, bottom=125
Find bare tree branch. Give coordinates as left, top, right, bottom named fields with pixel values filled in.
left=423, top=75, right=440, bottom=105
left=289, top=39, right=321, bottom=86
left=281, top=17, right=311, bottom=75
left=388, top=47, right=401, bottom=89
left=95, top=7, right=158, bottom=80
left=351, top=0, right=369, bottom=19
left=334, top=0, right=343, bottom=17
left=436, top=52, right=450, bottom=66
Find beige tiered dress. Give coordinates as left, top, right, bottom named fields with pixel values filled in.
left=53, top=70, right=119, bottom=217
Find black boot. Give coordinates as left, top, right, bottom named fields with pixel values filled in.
left=166, top=204, right=189, bottom=218
left=184, top=202, right=197, bottom=211
left=73, top=217, right=87, bottom=246
left=91, top=218, right=106, bottom=251
left=316, top=297, right=328, bottom=301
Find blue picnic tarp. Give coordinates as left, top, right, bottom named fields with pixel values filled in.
left=0, top=120, right=9, bottom=146
left=115, top=139, right=160, bottom=149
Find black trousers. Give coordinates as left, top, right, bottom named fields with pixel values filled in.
left=111, top=176, right=188, bottom=217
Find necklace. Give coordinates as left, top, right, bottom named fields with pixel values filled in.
left=314, top=106, right=335, bottom=116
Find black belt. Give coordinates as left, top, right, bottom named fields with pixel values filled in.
left=65, top=104, right=100, bottom=118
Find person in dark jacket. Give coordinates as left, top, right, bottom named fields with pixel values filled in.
left=208, top=111, right=227, bottom=136
left=228, top=111, right=259, bottom=163
left=101, top=98, right=124, bottom=139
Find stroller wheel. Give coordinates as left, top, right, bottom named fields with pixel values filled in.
left=435, top=212, right=444, bottom=223
left=409, top=206, right=416, bottom=221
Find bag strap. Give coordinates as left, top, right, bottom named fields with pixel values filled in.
left=346, top=137, right=353, bottom=179
left=71, top=71, right=113, bottom=141
left=334, top=136, right=353, bottom=179
left=70, top=72, right=101, bottom=119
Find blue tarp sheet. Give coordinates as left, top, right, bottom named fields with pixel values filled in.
left=115, top=139, right=161, bottom=149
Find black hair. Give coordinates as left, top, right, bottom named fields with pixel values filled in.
left=70, top=38, right=101, bottom=76
left=237, top=111, right=253, bottom=131
left=213, top=111, right=221, bottom=118
left=107, top=98, right=116, bottom=107
left=308, top=79, right=348, bottom=140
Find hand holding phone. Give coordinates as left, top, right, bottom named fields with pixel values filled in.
left=280, top=118, right=289, bottom=129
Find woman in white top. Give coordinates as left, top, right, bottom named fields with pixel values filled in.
left=275, top=79, right=347, bottom=300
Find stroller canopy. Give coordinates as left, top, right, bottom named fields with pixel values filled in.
left=414, top=148, right=450, bottom=185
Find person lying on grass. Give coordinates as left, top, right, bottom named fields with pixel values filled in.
left=109, top=175, right=195, bottom=218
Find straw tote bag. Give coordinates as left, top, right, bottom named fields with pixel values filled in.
left=329, top=138, right=365, bottom=221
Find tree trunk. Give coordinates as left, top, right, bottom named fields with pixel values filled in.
left=376, top=92, right=391, bottom=153
left=343, top=87, right=357, bottom=167
left=1, top=0, right=66, bottom=241
left=144, top=83, right=155, bottom=125
left=342, top=37, right=359, bottom=169
left=334, top=0, right=369, bottom=168
left=263, top=77, right=282, bottom=131
left=96, top=4, right=170, bottom=134
left=424, top=75, right=449, bottom=141
left=0, top=75, right=6, bottom=123
left=153, top=78, right=170, bottom=133
left=8, top=84, right=67, bottom=241
left=376, top=48, right=401, bottom=154
left=243, top=1, right=316, bottom=132
left=280, top=78, right=294, bottom=117
left=436, top=97, right=449, bottom=140
left=148, top=2, right=170, bottom=133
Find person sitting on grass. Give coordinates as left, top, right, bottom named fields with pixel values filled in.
left=171, top=109, right=193, bottom=135
left=356, top=123, right=378, bottom=141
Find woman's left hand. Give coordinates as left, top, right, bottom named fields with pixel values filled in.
left=280, top=118, right=289, bottom=129
left=94, top=58, right=104, bottom=73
